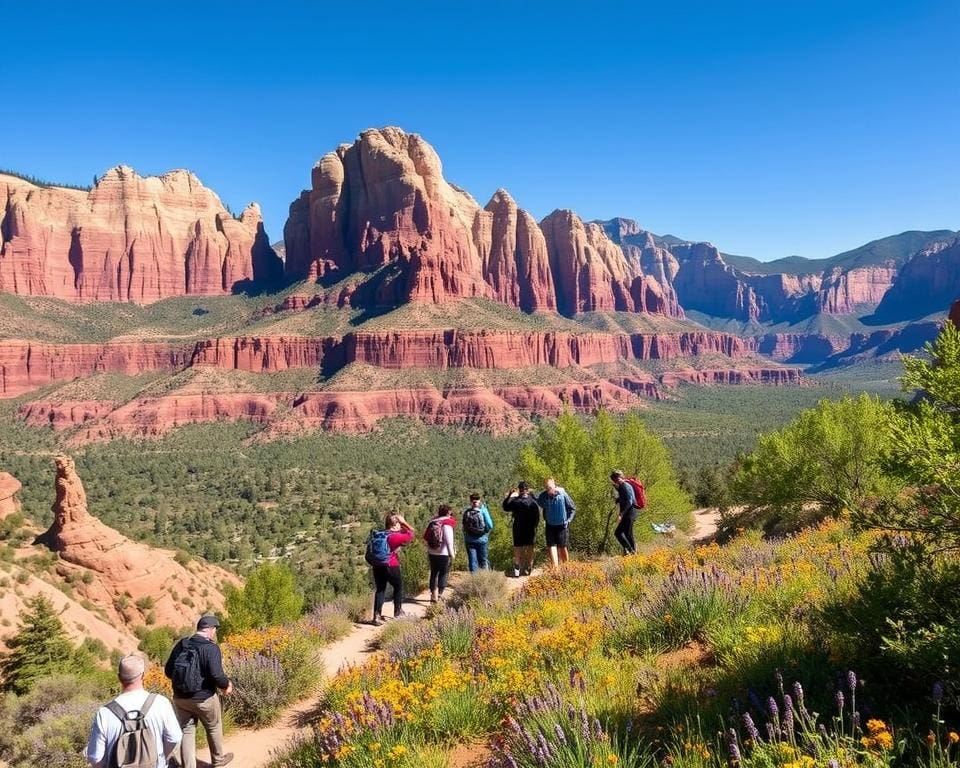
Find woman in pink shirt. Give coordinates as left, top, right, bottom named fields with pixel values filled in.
left=372, top=513, right=414, bottom=626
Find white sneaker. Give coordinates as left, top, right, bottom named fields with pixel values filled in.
left=513, top=566, right=521, bottom=578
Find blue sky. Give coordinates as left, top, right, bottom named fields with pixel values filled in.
left=3, top=1, right=957, bottom=260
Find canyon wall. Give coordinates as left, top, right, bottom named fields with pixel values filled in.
left=0, top=169, right=282, bottom=302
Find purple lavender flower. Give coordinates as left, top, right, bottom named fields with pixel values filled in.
left=742, top=712, right=760, bottom=743
left=847, top=670, right=857, bottom=693
left=727, top=728, right=742, bottom=764
left=793, top=681, right=805, bottom=708
left=852, top=711, right=861, bottom=731
left=554, top=723, right=568, bottom=745
left=933, top=681, right=945, bottom=703
left=835, top=690, right=844, bottom=712
left=768, top=696, right=780, bottom=723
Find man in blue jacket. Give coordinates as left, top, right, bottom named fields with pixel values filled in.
left=537, top=478, right=576, bottom=567
left=463, top=492, right=494, bottom=571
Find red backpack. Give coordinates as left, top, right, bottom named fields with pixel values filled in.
left=626, top=477, right=646, bottom=510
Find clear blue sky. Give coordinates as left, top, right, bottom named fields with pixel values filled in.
left=3, top=1, right=957, bottom=260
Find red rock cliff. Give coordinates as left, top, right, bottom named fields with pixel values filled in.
left=283, top=127, right=677, bottom=317
left=0, top=169, right=281, bottom=302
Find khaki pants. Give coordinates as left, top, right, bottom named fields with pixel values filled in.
left=173, top=694, right=227, bottom=768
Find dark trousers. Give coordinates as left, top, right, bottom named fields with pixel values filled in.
left=428, top=554, right=451, bottom=594
left=615, top=512, right=637, bottom=554
left=372, top=564, right=403, bottom=617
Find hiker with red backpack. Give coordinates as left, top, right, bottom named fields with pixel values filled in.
left=86, top=654, right=182, bottom=768
left=424, top=504, right=457, bottom=602
left=365, top=513, right=415, bottom=626
left=610, top=470, right=646, bottom=555
left=462, top=492, right=494, bottom=572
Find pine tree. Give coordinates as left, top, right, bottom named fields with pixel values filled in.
left=0, top=595, right=77, bottom=694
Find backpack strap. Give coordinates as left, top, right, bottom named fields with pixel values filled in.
left=104, top=701, right=131, bottom=729
left=140, top=693, right=157, bottom=718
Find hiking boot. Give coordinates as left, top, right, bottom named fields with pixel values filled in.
left=394, top=609, right=407, bottom=618
left=372, top=616, right=385, bottom=626
left=214, top=755, right=235, bottom=768
left=430, top=588, right=438, bottom=603
left=513, top=566, right=521, bottom=578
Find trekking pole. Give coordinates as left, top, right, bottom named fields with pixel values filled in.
left=598, top=502, right=618, bottom=555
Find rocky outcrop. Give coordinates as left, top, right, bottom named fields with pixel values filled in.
left=0, top=169, right=282, bottom=302
left=600, top=219, right=684, bottom=317
left=0, top=472, right=20, bottom=518
left=283, top=128, right=673, bottom=317
left=36, top=456, right=235, bottom=627
left=951, top=300, right=960, bottom=327
left=874, top=238, right=960, bottom=322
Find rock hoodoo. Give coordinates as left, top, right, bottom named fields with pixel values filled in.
left=0, top=168, right=282, bottom=302
left=0, top=472, right=21, bottom=518
left=37, top=455, right=235, bottom=628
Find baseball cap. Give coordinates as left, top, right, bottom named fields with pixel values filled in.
left=517, top=481, right=529, bottom=491
left=197, top=613, right=221, bottom=630
left=118, top=655, right=145, bottom=683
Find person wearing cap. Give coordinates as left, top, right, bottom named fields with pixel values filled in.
left=462, top=492, right=494, bottom=572
left=164, top=614, right=234, bottom=768
left=503, top=481, right=541, bottom=577
left=610, top=470, right=638, bottom=555
left=85, top=654, right=182, bottom=768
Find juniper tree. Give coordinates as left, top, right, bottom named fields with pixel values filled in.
left=0, top=595, right=76, bottom=694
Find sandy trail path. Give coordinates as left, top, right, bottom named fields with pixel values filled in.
left=215, top=572, right=537, bottom=768
left=212, top=510, right=723, bottom=768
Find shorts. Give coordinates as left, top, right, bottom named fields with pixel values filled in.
left=512, top=523, right=538, bottom=547
left=545, top=524, right=569, bottom=548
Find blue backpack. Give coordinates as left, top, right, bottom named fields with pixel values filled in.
left=365, top=530, right=391, bottom=565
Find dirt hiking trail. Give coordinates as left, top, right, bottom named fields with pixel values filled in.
left=213, top=513, right=722, bottom=768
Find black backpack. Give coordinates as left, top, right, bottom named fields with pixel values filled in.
left=105, top=693, right=159, bottom=768
left=171, top=640, right=204, bottom=695
left=464, top=507, right=487, bottom=536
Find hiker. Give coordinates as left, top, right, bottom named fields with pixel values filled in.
left=503, top=481, right=540, bottom=577
left=610, top=470, right=638, bottom=554
left=368, top=513, right=415, bottom=625
left=424, top=503, right=457, bottom=602
left=462, top=492, right=494, bottom=571
left=164, top=614, right=234, bottom=768
left=86, top=654, right=182, bottom=768
left=537, top=478, right=576, bottom=567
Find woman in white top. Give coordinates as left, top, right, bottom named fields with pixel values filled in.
left=423, top=503, right=457, bottom=603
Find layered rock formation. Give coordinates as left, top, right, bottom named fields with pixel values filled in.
left=37, top=455, right=235, bottom=627
left=0, top=169, right=282, bottom=302
left=0, top=340, right=191, bottom=397
left=0, top=472, right=20, bottom=518
left=283, top=127, right=677, bottom=317
left=873, top=238, right=960, bottom=322
left=10, top=327, right=801, bottom=438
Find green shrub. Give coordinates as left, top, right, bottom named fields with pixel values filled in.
left=446, top=570, right=508, bottom=612
left=424, top=684, right=497, bottom=743
left=136, top=625, right=180, bottom=663
left=223, top=562, right=304, bottom=634
left=729, top=394, right=897, bottom=534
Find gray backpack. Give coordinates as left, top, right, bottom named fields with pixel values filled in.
left=105, top=693, right=159, bottom=768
